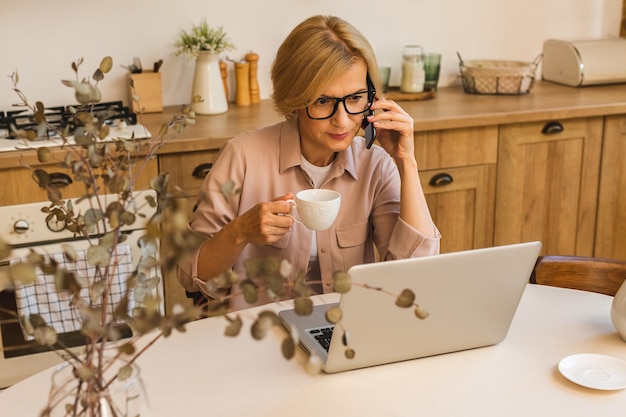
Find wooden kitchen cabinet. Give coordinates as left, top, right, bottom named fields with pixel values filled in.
left=0, top=159, right=159, bottom=206
left=158, top=150, right=220, bottom=314
left=415, top=126, right=497, bottom=254
left=595, top=115, right=626, bottom=259
left=159, top=149, right=220, bottom=218
left=494, top=117, right=604, bottom=257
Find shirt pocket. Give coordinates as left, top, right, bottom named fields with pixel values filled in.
left=336, top=221, right=369, bottom=268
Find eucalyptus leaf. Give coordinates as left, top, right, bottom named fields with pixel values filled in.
left=279, top=259, right=293, bottom=277
left=281, top=336, right=296, bottom=359
left=118, top=342, right=136, bottom=356
left=240, top=279, right=258, bottom=304
left=142, top=276, right=161, bottom=291
left=119, top=210, right=136, bottom=226
left=19, top=316, right=34, bottom=335
left=0, top=236, right=12, bottom=259
left=32, top=169, right=51, bottom=187
left=395, top=288, right=416, bottom=308
left=92, top=68, right=104, bottom=82
left=54, top=269, right=82, bottom=294
left=144, top=194, right=157, bottom=208
left=37, top=147, right=52, bottom=163
left=100, top=56, right=113, bottom=74
left=26, top=250, right=44, bottom=265
left=414, top=304, right=430, bottom=319
left=99, top=232, right=117, bottom=250
left=332, top=271, right=351, bottom=294
left=149, top=172, right=170, bottom=194
left=90, top=279, right=107, bottom=302
left=251, top=315, right=273, bottom=340
left=0, top=272, right=13, bottom=292
left=84, top=207, right=104, bottom=226
left=46, top=186, right=63, bottom=205
left=305, top=355, right=323, bottom=375
left=76, top=364, right=95, bottom=382
left=294, top=297, right=313, bottom=316
left=28, top=314, right=47, bottom=329
left=133, top=287, right=151, bottom=303
left=224, top=315, right=243, bottom=337
left=34, top=102, right=46, bottom=124
left=98, top=123, right=110, bottom=140
left=107, top=325, right=122, bottom=341
left=221, top=179, right=236, bottom=197
left=87, top=244, right=110, bottom=267
left=61, top=243, right=78, bottom=262
left=325, top=305, right=343, bottom=324
left=117, top=364, right=133, bottom=381
left=10, top=262, right=37, bottom=285
left=159, top=123, right=169, bottom=136
left=106, top=174, right=129, bottom=194
left=33, top=326, right=58, bottom=346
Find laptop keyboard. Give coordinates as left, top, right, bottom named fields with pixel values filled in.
left=306, top=325, right=335, bottom=352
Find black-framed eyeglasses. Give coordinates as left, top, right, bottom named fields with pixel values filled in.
left=305, top=74, right=376, bottom=120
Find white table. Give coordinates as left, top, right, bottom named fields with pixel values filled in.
left=1, top=284, right=625, bottom=417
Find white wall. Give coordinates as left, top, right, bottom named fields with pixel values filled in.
left=1, top=0, right=621, bottom=110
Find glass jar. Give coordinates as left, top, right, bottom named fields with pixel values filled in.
left=42, top=358, right=150, bottom=417
left=400, top=45, right=425, bottom=93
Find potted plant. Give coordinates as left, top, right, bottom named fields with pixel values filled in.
left=174, top=19, right=235, bottom=115
left=174, top=19, right=235, bottom=59
left=0, top=56, right=320, bottom=416
left=0, top=56, right=208, bottom=416
left=0, top=56, right=427, bottom=416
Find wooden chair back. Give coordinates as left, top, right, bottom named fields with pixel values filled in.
left=529, top=255, right=626, bottom=296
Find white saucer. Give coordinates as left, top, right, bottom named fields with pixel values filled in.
left=558, top=353, right=626, bottom=390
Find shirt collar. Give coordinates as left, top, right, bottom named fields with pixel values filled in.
left=279, top=116, right=358, bottom=180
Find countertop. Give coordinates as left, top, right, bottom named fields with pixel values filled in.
left=1, top=285, right=625, bottom=416
left=2, top=80, right=626, bottom=169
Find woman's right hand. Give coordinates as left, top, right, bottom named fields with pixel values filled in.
left=232, top=193, right=295, bottom=245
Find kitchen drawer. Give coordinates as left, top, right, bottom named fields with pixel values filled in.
left=414, top=125, right=498, bottom=170
left=0, top=158, right=158, bottom=206
left=158, top=149, right=220, bottom=218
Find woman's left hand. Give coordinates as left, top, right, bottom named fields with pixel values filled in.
left=367, top=98, right=415, bottom=162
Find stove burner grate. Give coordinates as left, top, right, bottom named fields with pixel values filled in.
left=0, top=101, right=137, bottom=139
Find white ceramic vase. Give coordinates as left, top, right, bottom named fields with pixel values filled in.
left=191, top=52, right=228, bottom=115
left=611, top=279, right=626, bottom=342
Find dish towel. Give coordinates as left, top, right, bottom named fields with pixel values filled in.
left=12, top=244, right=135, bottom=340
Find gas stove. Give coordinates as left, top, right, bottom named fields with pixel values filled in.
left=0, top=101, right=151, bottom=153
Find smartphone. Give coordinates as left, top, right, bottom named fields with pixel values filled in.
left=363, top=74, right=377, bottom=149
left=362, top=111, right=376, bottom=149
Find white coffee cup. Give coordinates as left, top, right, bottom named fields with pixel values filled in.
left=287, top=189, right=341, bottom=231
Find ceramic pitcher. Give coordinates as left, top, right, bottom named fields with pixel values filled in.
left=611, top=279, right=626, bottom=341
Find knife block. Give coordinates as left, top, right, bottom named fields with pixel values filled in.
left=129, top=70, right=163, bottom=113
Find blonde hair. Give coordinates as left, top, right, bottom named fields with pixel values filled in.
left=271, top=15, right=381, bottom=117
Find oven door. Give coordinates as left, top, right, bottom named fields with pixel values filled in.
left=0, top=230, right=162, bottom=388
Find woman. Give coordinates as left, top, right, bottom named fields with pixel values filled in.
left=177, top=15, right=441, bottom=311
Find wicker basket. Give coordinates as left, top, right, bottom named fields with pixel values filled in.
left=458, top=54, right=542, bottom=95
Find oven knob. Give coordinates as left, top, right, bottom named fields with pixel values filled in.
left=13, top=219, right=30, bottom=234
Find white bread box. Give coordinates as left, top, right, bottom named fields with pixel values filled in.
left=542, top=37, right=626, bottom=87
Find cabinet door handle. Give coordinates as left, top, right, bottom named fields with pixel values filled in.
left=192, top=163, right=213, bottom=179
left=429, top=172, right=454, bottom=187
left=49, top=172, right=73, bottom=187
left=541, top=121, right=564, bottom=135
left=33, top=170, right=73, bottom=188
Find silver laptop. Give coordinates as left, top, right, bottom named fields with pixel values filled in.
left=279, top=241, right=542, bottom=373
